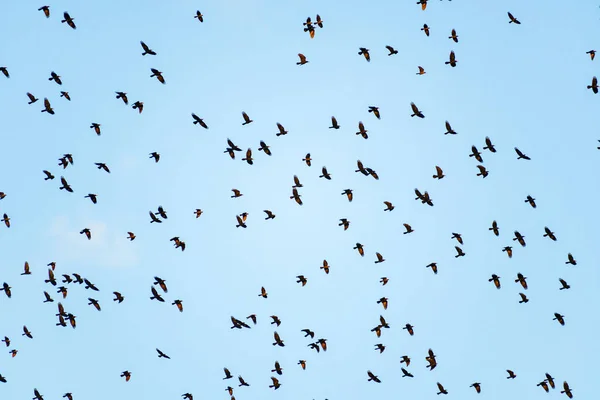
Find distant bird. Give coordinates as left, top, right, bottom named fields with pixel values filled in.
left=194, top=10, right=204, bottom=22
left=367, top=370, right=381, bottom=383
left=559, top=278, right=570, bottom=290
left=410, top=102, right=425, bottom=118
left=470, top=383, right=481, bottom=393
left=120, top=371, right=131, bottom=382
left=403, top=323, right=415, bottom=336
left=90, top=123, right=101, bottom=136
left=132, top=101, right=143, bottom=113
left=60, top=91, right=71, bottom=101
left=543, top=226, right=557, bottom=241
left=127, top=232, right=136, bottom=241
left=49, top=71, right=62, bottom=85
left=432, top=166, right=445, bottom=179
left=156, top=348, right=170, bottom=359
left=38, top=6, right=50, bottom=18
left=565, top=253, right=577, bottom=265
left=242, top=148, right=254, bottom=165
left=403, top=223, right=414, bottom=234
left=490, top=220, right=499, bottom=236
left=273, top=331, right=285, bottom=347
left=553, top=313, right=565, bottom=326
left=22, top=326, right=33, bottom=338
left=377, top=297, right=388, bottom=310
left=95, top=162, right=110, bottom=173
left=298, top=360, right=306, bottom=370
left=269, top=376, right=281, bottom=390
left=116, top=92, right=129, bottom=105
left=353, top=243, right=365, bottom=257
left=561, top=381, right=573, bottom=398
left=588, top=76, right=598, bottom=94
left=513, top=231, right=526, bottom=247
left=368, top=106, right=381, bottom=119
left=374, top=344, right=386, bottom=353
left=296, top=275, right=307, bottom=286
left=416, top=66, right=426, bottom=75
left=515, top=273, right=528, bottom=289
left=321, top=259, right=330, bottom=274
left=385, top=45, right=398, bottom=56
left=1, top=214, right=10, bottom=228
left=451, top=232, right=463, bottom=245
left=21, top=262, right=31, bottom=276
left=80, top=228, right=91, bottom=240
left=33, top=389, right=43, bottom=400
left=271, top=361, right=283, bottom=375
left=546, top=373, right=556, bottom=389
left=88, top=298, right=101, bottom=311
left=0, top=283, right=11, bottom=298
left=194, top=209, right=203, bottom=218
left=489, top=274, right=501, bottom=289
left=586, top=50, right=596, bottom=61
left=191, top=113, right=208, bottom=128
left=525, top=195, right=536, bottom=208
left=426, top=262, right=438, bottom=274
left=62, top=12, right=76, bottom=29
left=140, top=41, right=157, bottom=56
left=514, top=147, right=531, bottom=160
left=483, top=137, right=496, bottom=152
left=506, top=369, right=517, bottom=379
left=149, top=211, right=162, bottom=223
left=383, top=201, right=394, bottom=211
left=319, top=166, right=332, bottom=180
left=297, top=53, right=309, bottom=65
left=275, top=123, right=288, bottom=136
left=470, top=145, right=483, bottom=162
left=421, top=24, right=430, bottom=36
left=290, top=188, right=302, bottom=205
left=356, top=121, right=368, bottom=139
left=41, top=98, right=54, bottom=114
left=223, top=368, right=233, bottom=379
left=417, top=0, right=428, bottom=10
left=329, top=116, right=340, bottom=129
left=241, top=111, right=253, bottom=125
left=113, top=292, right=125, bottom=303
left=358, top=47, right=371, bottom=62
left=374, top=252, right=385, bottom=263
left=150, top=68, right=165, bottom=84
left=342, top=189, right=353, bottom=202
left=238, top=375, right=250, bottom=387
left=454, top=246, right=465, bottom=258
left=518, top=293, right=529, bottom=303
left=27, top=92, right=38, bottom=104
left=476, top=165, right=489, bottom=178
left=401, top=368, right=414, bottom=378
left=150, top=286, right=164, bottom=302
left=149, top=152, right=160, bottom=162
left=448, top=29, right=458, bottom=42
left=437, top=382, right=448, bottom=395
left=303, top=153, right=312, bottom=166
left=445, top=50, right=457, bottom=67
left=502, top=246, right=513, bottom=258
left=508, top=12, right=521, bottom=24
left=444, top=121, right=457, bottom=135
left=59, top=176, right=73, bottom=192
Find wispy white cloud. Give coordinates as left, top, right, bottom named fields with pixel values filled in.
left=46, top=215, right=140, bottom=268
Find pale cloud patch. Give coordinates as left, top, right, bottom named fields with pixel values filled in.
left=46, top=215, right=140, bottom=268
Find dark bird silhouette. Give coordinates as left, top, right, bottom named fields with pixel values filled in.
left=490, top=220, right=499, bottom=236
left=329, top=116, right=340, bottom=129
left=319, top=166, right=332, bottom=179
left=489, top=274, right=501, bottom=289
left=116, top=92, right=128, bottom=105
left=194, top=10, right=204, bottom=22
left=41, top=98, right=54, bottom=114
left=514, top=147, right=531, bottom=160
left=132, top=101, right=143, bottom=113
left=587, top=50, right=596, bottom=61
left=508, top=12, right=521, bottom=24
left=62, top=12, right=76, bottom=29
left=410, top=102, right=425, bottom=118
left=518, top=293, right=529, bottom=303
left=525, top=195, right=536, bottom=208
left=367, top=370, right=381, bottom=383
left=140, top=41, right=157, bottom=56
left=368, top=106, right=381, bottom=119
left=449, top=29, right=458, bottom=42
left=297, top=53, right=309, bottom=65
left=506, top=369, right=517, bottom=379
left=385, top=45, right=398, bottom=56
left=483, top=137, right=496, bottom=152
left=561, top=381, right=573, bottom=398
left=565, top=253, right=577, bottom=265
left=470, top=383, right=481, bottom=393
left=588, top=76, right=598, bottom=94
left=445, top=51, right=457, bottom=67
left=559, top=278, right=570, bottom=290
left=150, top=68, right=165, bottom=84
left=437, top=382, right=448, bottom=395
left=358, top=48, right=371, bottom=62
left=241, top=111, right=253, bottom=125
left=27, top=92, right=39, bottom=104
left=38, top=6, right=50, bottom=17
left=156, top=348, right=170, bottom=359
left=416, top=66, right=426, bottom=75
left=191, top=113, right=208, bottom=128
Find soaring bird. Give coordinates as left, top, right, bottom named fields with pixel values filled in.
left=588, top=76, right=598, bottom=94
left=41, top=98, right=54, bottom=114
left=80, top=228, right=92, bottom=240
left=410, top=102, right=425, bottom=118
left=194, top=10, right=204, bottom=22
left=140, top=41, right=157, bottom=56
left=514, top=147, right=531, bottom=160
left=367, top=370, right=381, bottom=383
left=38, top=6, right=50, bottom=17
left=559, top=278, right=570, bottom=290
left=269, top=376, right=281, bottom=390
left=432, top=166, right=445, bottom=179
left=561, top=381, right=573, bottom=398
left=444, top=121, right=457, bottom=135
left=149, top=152, right=160, bottom=162
left=483, top=136, right=496, bottom=152
left=241, top=111, right=253, bottom=125
left=518, top=293, right=529, bottom=303
left=59, top=176, right=73, bottom=192
left=476, top=165, right=489, bottom=178
left=403, top=223, right=414, bottom=234
left=358, top=48, right=371, bottom=62
left=565, top=253, right=577, bottom=265
left=470, top=383, right=481, bottom=393
left=383, top=201, right=394, bottom=211
left=95, top=162, right=110, bottom=173
left=90, top=123, right=101, bottom=136
left=437, top=382, right=448, bottom=395
left=1, top=214, right=10, bottom=228
left=416, top=66, right=426, bottom=75
left=508, top=12, right=521, bottom=24
left=368, top=106, right=381, bottom=119
left=353, top=243, right=365, bottom=257
left=329, top=116, right=340, bottom=129
left=543, top=226, right=557, bottom=241
left=1, top=282, right=12, bottom=298
left=27, top=92, right=39, bottom=104
left=587, top=50, right=596, bottom=61
left=156, top=348, right=170, bottom=359
left=116, top=92, right=128, bottom=104
left=506, top=369, right=517, bottom=379
left=297, top=53, right=309, bottom=65
left=449, top=29, right=458, bottom=42
left=525, top=195, right=536, bottom=208
left=62, top=12, right=76, bottom=29
left=120, top=371, right=131, bottom=382
left=191, top=113, right=208, bottom=128
left=445, top=51, right=457, bottom=67
left=356, top=121, right=368, bottom=139
left=150, top=68, right=165, bottom=84
left=421, top=24, right=430, bottom=36
left=489, top=274, right=501, bottom=289
left=513, top=231, right=526, bottom=247
left=385, top=45, right=398, bottom=56
left=490, top=220, right=499, bottom=236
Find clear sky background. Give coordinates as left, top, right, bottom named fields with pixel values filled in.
left=0, top=1, right=599, bottom=399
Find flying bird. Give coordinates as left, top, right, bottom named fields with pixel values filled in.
left=449, top=29, right=458, bottom=42
left=445, top=50, right=457, bottom=67
left=41, top=98, right=54, bottom=114
left=385, top=45, right=398, bottom=56
left=297, top=53, right=309, bottom=65
left=588, top=76, right=598, bottom=94
left=410, top=102, right=425, bottom=118
left=150, top=68, right=165, bottom=84
left=358, top=47, right=371, bottom=62
left=62, top=12, right=76, bottom=29
left=508, top=12, right=521, bottom=24
left=191, top=113, right=208, bottom=128
left=514, top=147, right=531, bottom=160
left=156, top=348, right=170, bottom=359
left=140, top=41, right=157, bottom=56
left=38, top=6, right=50, bottom=17
left=421, top=24, right=430, bottom=36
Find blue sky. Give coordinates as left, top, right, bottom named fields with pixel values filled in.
left=0, top=0, right=598, bottom=399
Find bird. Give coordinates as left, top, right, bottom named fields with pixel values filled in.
left=514, top=147, right=531, bottom=160
left=321, top=260, right=330, bottom=274
left=416, top=66, right=426, bottom=75
left=437, top=382, right=448, bottom=395
left=127, top=232, right=136, bottom=241
left=367, top=371, right=381, bottom=383
left=553, top=313, right=566, bottom=325
left=489, top=274, right=501, bottom=289
left=194, top=10, right=204, bottom=22
left=358, top=47, right=371, bottom=62
left=271, top=361, right=283, bottom=375
left=383, top=201, right=394, bottom=211
left=120, top=371, right=131, bottom=382
left=150, top=68, right=166, bottom=84
left=444, top=121, right=457, bottom=135
left=113, top=292, right=125, bottom=303
left=22, top=326, right=33, bottom=338
left=561, top=381, right=573, bottom=398
left=470, top=383, right=481, bottom=393
left=587, top=49, right=596, bottom=61
left=515, top=273, right=528, bottom=289
left=132, top=101, right=143, bottom=113
left=490, top=220, right=500, bottom=236
left=454, top=246, right=465, bottom=258
left=274, top=122, right=288, bottom=137
left=518, top=293, right=529, bottom=303
left=140, top=41, right=157, bottom=56
left=508, top=12, right=521, bottom=24
left=559, top=278, right=570, bottom=290
left=451, top=233, right=463, bottom=245
left=242, top=148, right=254, bottom=165
left=231, top=189, right=243, bottom=198
left=506, top=369, right=517, bottom=379
left=58, top=90, right=69, bottom=100
left=470, top=145, right=484, bottom=162
left=543, top=226, right=557, bottom=241
left=150, top=286, right=164, bottom=302
left=588, top=76, right=598, bottom=93
left=545, top=373, right=556, bottom=389
left=385, top=45, right=398, bottom=56
left=149, top=211, right=162, bottom=223
left=241, top=111, right=253, bottom=125
left=329, top=116, right=340, bottom=129
left=59, top=176, right=73, bottom=192
left=85, top=194, right=97, bottom=204
left=223, top=368, right=233, bottom=379
left=368, top=106, right=381, bottom=119
left=319, top=166, right=332, bottom=180
left=476, top=165, right=489, bottom=178
left=403, top=323, right=415, bottom=336
left=49, top=71, right=62, bottom=85
left=88, top=298, right=101, bottom=311
left=426, top=262, right=438, bottom=274
left=273, top=331, right=285, bottom=347
left=41, top=98, right=54, bottom=114
left=483, top=136, right=497, bottom=152
left=417, top=0, right=428, bottom=10
left=62, top=12, right=76, bottom=29
left=421, top=24, right=430, bottom=36
left=565, top=253, right=577, bottom=265
left=38, top=5, right=50, bottom=17
left=432, top=166, right=445, bottom=179
left=156, top=348, right=170, bottom=359
left=401, top=368, right=414, bottom=378
left=292, top=175, right=303, bottom=188
left=297, top=53, right=308, bottom=65
left=513, top=231, right=526, bottom=247
left=191, top=113, right=208, bottom=128
left=90, top=123, right=101, bottom=136
left=298, top=360, right=306, bottom=370
left=238, top=375, right=250, bottom=387
left=403, top=223, right=414, bottom=234
left=296, top=275, right=307, bottom=286
left=502, top=246, right=513, bottom=258
left=194, top=209, right=203, bottom=218
left=377, top=297, right=388, bottom=310
left=374, top=252, right=385, bottom=263
left=1, top=214, right=10, bottom=228
left=114, top=91, right=129, bottom=105
left=410, top=102, right=425, bottom=118
left=342, top=189, right=353, bottom=202
left=445, top=50, right=457, bottom=67
left=149, top=152, right=160, bottom=163
left=95, top=163, right=110, bottom=173
left=156, top=206, right=168, bottom=220
left=525, top=195, right=536, bottom=208
left=27, top=92, right=38, bottom=104
left=448, top=29, right=458, bottom=42
left=269, top=377, right=281, bottom=390
left=353, top=243, right=365, bottom=257
left=80, top=228, right=92, bottom=240
left=374, top=344, right=386, bottom=353
left=356, top=121, right=368, bottom=139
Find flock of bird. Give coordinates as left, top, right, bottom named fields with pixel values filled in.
left=0, top=2, right=595, bottom=399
